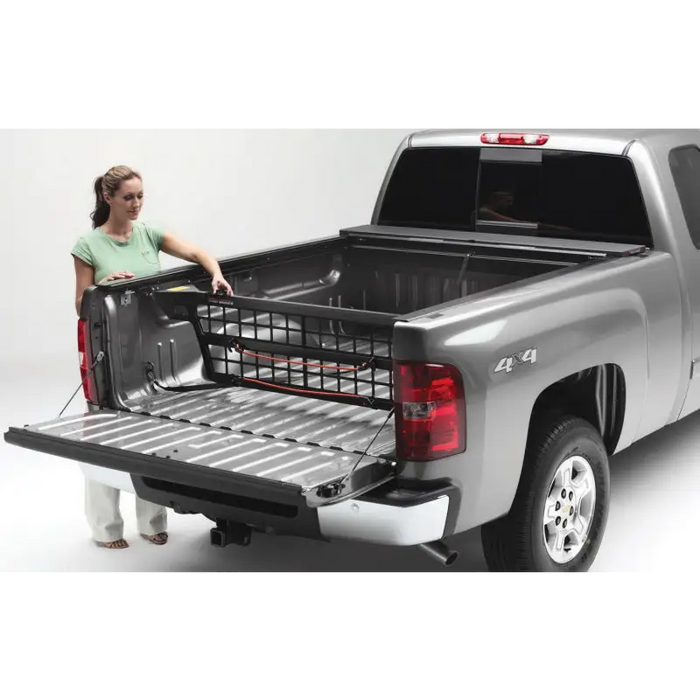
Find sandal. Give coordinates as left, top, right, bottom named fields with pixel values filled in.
left=97, top=538, right=129, bottom=549
left=141, top=532, right=168, bottom=545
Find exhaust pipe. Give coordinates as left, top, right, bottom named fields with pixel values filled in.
left=419, top=540, right=459, bottom=567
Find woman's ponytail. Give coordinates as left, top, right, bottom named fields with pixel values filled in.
left=90, top=175, right=110, bottom=228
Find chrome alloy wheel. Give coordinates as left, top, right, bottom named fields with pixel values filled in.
left=542, top=455, right=596, bottom=564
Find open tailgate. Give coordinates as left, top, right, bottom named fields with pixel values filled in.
left=4, top=396, right=397, bottom=509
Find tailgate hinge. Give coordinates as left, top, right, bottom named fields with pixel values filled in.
left=304, top=458, right=398, bottom=508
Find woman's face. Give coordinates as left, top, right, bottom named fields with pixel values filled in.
left=106, top=177, right=144, bottom=222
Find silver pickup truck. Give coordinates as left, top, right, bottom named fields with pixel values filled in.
left=6, top=129, right=700, bottom=572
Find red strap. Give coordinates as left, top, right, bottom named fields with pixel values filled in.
left=242, top=377, right=363, bottom=399
left=233, top=343, right=370, bottom=373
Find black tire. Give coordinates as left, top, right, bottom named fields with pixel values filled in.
left=481, top=415, right=610, bottom=572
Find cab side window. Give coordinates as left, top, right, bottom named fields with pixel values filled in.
left=669, top=146, right=700, bottom=249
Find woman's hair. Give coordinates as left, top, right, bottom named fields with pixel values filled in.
left=90, top=165, right=142, bottom=228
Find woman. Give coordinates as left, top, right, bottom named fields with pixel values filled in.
left=72, top=165, right=233, bottom=550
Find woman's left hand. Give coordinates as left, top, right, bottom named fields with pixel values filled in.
left=212, top=273, right=233, bottom=296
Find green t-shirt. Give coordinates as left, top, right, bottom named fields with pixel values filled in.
left=71, top=222, right=166, bottom=283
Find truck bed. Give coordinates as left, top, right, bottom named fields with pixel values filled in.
left=116, top=235, right=580, bottom=416
left=104, top=233, right=620, bottom=418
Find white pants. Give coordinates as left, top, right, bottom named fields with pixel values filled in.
left=85, top=478, right=168, bottom=542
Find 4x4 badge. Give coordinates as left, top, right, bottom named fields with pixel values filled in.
left=495, top=348, right=538, bottom=374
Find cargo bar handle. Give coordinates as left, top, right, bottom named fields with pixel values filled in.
left=154, top=289, right=398, bottom=327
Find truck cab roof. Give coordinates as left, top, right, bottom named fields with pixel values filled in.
left=408, top=129, right=700, bottom=155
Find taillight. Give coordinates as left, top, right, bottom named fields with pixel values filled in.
left=394, top=362, right=466, bottom=461
left=78, top=319, right=97, bottom=403
left=481, top=132, right=549, bottom=146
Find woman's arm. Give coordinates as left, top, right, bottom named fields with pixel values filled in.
left=74, top=256, right=95, bottom=316
left=73, top=256, right=135, bottom=316
left=161, top=232, right=233, bottom=295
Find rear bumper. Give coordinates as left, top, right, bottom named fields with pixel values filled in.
left=133, top=474, right=459, bottom=546
left=318, top=494, right=450, bottom=546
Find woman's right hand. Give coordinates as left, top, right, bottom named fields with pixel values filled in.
left=98, top=271, right=135, bottom=284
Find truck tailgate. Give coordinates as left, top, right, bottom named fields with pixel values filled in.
left=4, top=388, right=396, bottom=507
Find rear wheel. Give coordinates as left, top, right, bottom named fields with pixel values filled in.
left=481, top=415, right=610, bottom=572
